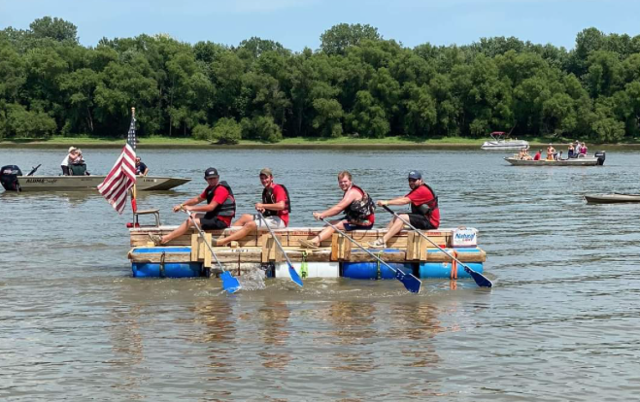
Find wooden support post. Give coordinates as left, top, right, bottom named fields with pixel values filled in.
left=330, top=233, right=352, bottom=261
left=261, top=233, right=276, bottom=262
left=190, top=234, right=199, bottom=262
left=203, top=233, right=212, bottom=268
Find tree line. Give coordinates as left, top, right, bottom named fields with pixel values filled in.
left=1, top=17, right=639, bottom=143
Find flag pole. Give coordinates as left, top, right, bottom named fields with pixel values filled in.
left=130, top=107, right=138, bottom=225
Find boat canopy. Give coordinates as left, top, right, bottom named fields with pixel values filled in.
left=490, top=131, right=508, bottom=140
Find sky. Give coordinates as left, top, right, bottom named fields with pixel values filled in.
left=1, top=0, right=639, bottom=51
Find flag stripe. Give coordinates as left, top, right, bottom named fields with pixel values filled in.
left=98, top=117, right=137, bottom=215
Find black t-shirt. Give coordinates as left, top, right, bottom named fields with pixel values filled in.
left=136, top=162, right=148, bottom=175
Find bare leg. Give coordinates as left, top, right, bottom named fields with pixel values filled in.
left=381, top=214, right=409, bottom=244
left=160, top=217, right=198, bottom=244
left=216, top=219, right=257, bottom=246
left=309, top=219, right=345, bottom=246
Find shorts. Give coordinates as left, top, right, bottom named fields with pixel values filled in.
left=200, top=216, right=229, bottom=230
left=407, top=213, right=437, bottom=230
left=344, top=221, right=374, bottom=231
left=253, top=215, right=286, bottom=229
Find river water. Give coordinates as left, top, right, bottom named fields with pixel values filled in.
left=1, top=146, right=639, bottom=401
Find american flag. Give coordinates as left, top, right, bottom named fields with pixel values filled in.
left=97, top=114, right=137, bottom=214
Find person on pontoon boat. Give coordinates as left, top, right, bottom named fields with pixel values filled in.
left=368, top=170, right=440, bottom=249
left=299, top=170, right=375, bottom=249
left=216, top=168, right=291, bottom=247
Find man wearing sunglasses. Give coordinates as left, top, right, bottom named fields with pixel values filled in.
left=368, top=170, right=439, bottom=249
left=149, top=167, right=235, bottom=246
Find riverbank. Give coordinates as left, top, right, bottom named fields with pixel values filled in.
left=1, top=135, right=639, bottom=149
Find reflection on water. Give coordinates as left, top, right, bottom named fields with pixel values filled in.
left=2, top=148, right=640, bottom=401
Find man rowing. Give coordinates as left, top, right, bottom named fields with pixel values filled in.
left=368, top=170, right=440, bottom=249
left=149, top=167, right=235, bottom=246
left=216, top=168, right=291, bottom=246
left=299, top=170, right=375, bottom=249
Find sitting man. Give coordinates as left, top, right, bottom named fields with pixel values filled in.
left=299, top=170, right=375, bottom=249
left=149, top=167, right=235, bottom=245
left=368, top=170, right=440, bottom=249
left=216, top=168, right=291, bottom=246
left=135, top=157, right=149, bottom=176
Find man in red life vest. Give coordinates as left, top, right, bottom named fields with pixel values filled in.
left=368, top=170, right=440, bottom=249
left=216, top=168, right=291, bottom=246
left=299, top=170, right=375, bottom=249
left=149, top=167, right=235, bottom=245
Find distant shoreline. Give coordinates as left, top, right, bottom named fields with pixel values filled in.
left=1, top=136, right=639, bottom=150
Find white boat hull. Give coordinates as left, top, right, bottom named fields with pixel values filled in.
left=13, top=175, right=190, bottom=191
left=481, top=140, right=530, bottom=150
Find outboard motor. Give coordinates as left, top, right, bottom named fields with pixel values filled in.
left=595, top=151, right=606, bottom=166
left=1, top=165, right=23, bottom=191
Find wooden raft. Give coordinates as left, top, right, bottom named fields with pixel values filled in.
left=128, top=226, right=486, bottom=269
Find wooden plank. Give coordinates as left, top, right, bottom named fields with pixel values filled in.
left=190, top=234, right=198, bottom=262
left=203, top=233, right=212, bottom=268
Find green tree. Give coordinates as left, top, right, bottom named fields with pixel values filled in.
left=29, top=17, right=78, bottom=43
left=320, top=23, right=381, bottom=56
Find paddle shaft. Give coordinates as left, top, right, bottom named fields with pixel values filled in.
left=321, top=218, right=406, bottom=276
left=257, top=213, right=294, bottom=268
left=382, top=205, right=492, bottom=287
left=257, top=212, right=303, bottom=287
left=184, top=210, right=227, bottom=273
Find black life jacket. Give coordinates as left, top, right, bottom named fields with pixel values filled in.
left=344, top=184, right=376, bottom=222
left=204, top=181, right=236, bottom=218
left=262, top=183, right=291, bottom=217
left=409, top=183, right=439, bottom=217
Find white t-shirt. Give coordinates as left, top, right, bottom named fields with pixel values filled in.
left=61, top=155, right=72, bottom=167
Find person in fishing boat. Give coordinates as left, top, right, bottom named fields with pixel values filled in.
left=69, top=149, right=90, bottom=175
left=135, top=157, right=149, bottom=176
left=533, top=149, right=542, bottom=160
left=579, top=142, right=588, bottom=157
left=149, top=167, right=235, bottom=246
left=60, top=146, right=79, bottom=176
left=546, top=144, right=556, bottom=160
left=299, top=170, right=375, bottom=249
left=215, top=168, right=291, bottom=247
left=368, top=170, right=440, bottom=249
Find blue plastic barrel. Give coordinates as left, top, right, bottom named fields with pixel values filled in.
left=131, top=247, right=203, bottom=278
left=342, top=249, right=414, bottom=279
left=418, top=262, right=483, bottom=279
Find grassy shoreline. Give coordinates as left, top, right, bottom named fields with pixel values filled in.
left=1, top=136, right=639, bottom=149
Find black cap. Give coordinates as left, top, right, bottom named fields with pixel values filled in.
left=408, top=170, right=422, bottom=180
left=204, top=167, right=219, bottom=179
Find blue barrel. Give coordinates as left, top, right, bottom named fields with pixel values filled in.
left=342, top=249, right=414, bottom=279
left=419, top=262, right=483, bottom=279
left=131, top=247, right=204, bottom=278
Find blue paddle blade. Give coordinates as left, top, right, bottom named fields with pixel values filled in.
left=220, top=271, right=241, bottom=294
left=288, top=264, right=304, bottom=287
left=463, top=266, right=493, bottom=288
left=395, top=270, right=422, bottom=293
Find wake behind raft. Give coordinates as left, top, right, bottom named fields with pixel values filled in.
left=127, top=222, right=491, bottom=290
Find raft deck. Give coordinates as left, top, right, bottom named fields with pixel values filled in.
left=129, top=226, right=486, bottom=271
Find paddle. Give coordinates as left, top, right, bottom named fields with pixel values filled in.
left=183, top=210, right=241, bottom=293
left=382, top=205, right=493, bottom=288
left=257, top=212, right=303, bottom=287
left=320, top=218, right=421, bottom=293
